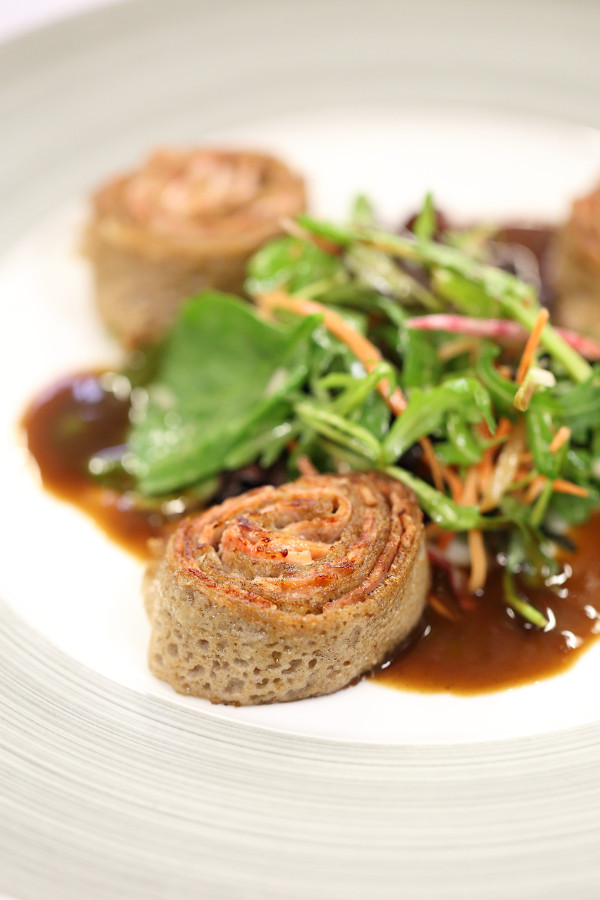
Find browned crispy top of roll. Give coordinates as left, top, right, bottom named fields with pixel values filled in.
left=170, top=472, right=422, bottom=617
left=92, top=148, right=306, bottom=257
left=563, top=183, right=600, bottom=268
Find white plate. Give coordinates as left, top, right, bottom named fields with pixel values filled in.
left=3, top=2, right=600, bottom=898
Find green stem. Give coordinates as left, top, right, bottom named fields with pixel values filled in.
left=294, top=402, right=381, bottom=462
left=385, top=466, right=504, bottom=531
left=531, top=479, right=555, bottom=528
left=500, top=295, right=592, bottom=384
left=504, top=569, right=549, bottom=628
left=297, top=215, right=593, bottom=384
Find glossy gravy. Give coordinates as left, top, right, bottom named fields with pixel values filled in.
left=22, top=370, right=600, bottom=695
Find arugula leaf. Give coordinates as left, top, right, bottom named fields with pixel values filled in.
left=297, top=214, right=593, bottom=383
left=245, top=236, right=344, bottom=296
left=413, top=192, right=437, bottom=242
left=432, top=269, right=499, bottom=318
left=444, top=413, right=485, bottom=465
left=386, top=466, right=501, bottom=530
left=526, top=399, right=559, bottom=478
left=401, top=328, right=442, bottom=388
left=382, top=376, right=495, bottom=462
left=555, top=369, right=600, bottom=437
left=350, top=194, right=377, bottom=229
left=127, top=292, right=314, bottom=494
left=475, top=342, right=518, bottom=415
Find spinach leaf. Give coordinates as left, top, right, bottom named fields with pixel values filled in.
left=475, top=342, right=518, bottom=415
left=386, top=466, right=501, bottom=530
left=245, top=236, right=344, bottom=296
left=401, top=328, right=442, bottom=388
left=413, top=192, right=437, bottom=242
left=127, top=292, right=314, bottom=494
left=526, top=399, right=558, bottom=478
left=382, top=376, right=494, bottom=462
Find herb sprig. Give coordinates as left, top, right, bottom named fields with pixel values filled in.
left=118, top=195, right=600, bottom=626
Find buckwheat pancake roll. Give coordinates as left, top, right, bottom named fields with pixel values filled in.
left=144, top=472, right=430, bottom=705
left=86, top=147, right=306, bottom=347
left=554, top=180, right=600, bottom=339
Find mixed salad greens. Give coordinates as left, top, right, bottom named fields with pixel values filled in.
left=96, top=196, right=600, bottom=626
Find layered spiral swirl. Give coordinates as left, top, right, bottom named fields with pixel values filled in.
left=86, top=147, right=306, bottom=346
left=144, top=473, right=429, bottom=705
left=555, top=182, right=600, bottom=339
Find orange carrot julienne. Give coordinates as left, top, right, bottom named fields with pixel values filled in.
left=441, top=465, right=464, bottom=502
left=460, top=466, right=480, bottom=507
left=524, top=475, right=547, bottom=504
left=524, top=474, right=588, bottom=503
left=478, top=451, right=494, bottom=488
left=455, top=467, right=488, bottom=593
left=258, top=291, right=407, bottom=414
left=467, top=529, right=487, bottom=593
left=515, top=307, right=549, bottom=385
left=549, top=426, right=571, bottom=454
left=280, top=217, right=343, bottom=255
left=428, top=593, right=459, bottom=621
left=420, top=435, right=444, bottom=492
left=552, top=479, right=589, bottom=498
left=495, top=417, right=513, bottom=442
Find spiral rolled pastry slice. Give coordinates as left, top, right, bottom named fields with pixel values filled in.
left=554, top=181, right=600, bottom=339
left=144, top=472, right=430, bottom=705
left=86, top=147, right=306, bottom=347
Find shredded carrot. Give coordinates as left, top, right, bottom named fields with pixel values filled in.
left=280, top=217, right=342, bottom=256
left=477, top=451, right=494, bottom=490
left=296, top=455, right=319, bottom=477
left=524, top=474, right=588, bottom=503
left=478, top=416, right=512, bottom=464
left=428, top=593, right=459, bottom=621
left=460, top=466, right=480, bottom=507
left=524, top=475, right=547, bottom=504
left=420, top=435, right=444, bottom=492
left=552, top=479, right=589, bottom=498
left=467, top=529, right=487, bottom=593
left=515, top=307, right=549, bottom=385
left=495, top=417, right=513, bottom=443
left=258, top=291, right=407, bottom=414
left=441, top=465, right=464, bottom=502
left=549, top=426, right=571, bottom=454
left=454, top=467, right=488, bottom=593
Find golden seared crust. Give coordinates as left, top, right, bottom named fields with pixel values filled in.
left=144, top=473, right=430, bottom=705
left=85, top=148, right=306, bottom=347
left=554, top=183, right=600, bottom=339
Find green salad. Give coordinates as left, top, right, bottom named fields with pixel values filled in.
left=95, top=195, right=600, bottom=626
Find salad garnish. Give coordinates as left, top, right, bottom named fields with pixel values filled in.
left=97, top=195, right=600, bottom=627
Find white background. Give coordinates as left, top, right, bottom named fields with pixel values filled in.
left=0, top=0, right=119, bottom=41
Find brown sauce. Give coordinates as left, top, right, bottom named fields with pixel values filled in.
left=19, top=219, right=600, bottom=695
left=372, top=532, right=600, bottom=694
left=22, top=372, right=171, bottom=558
left=22, top=370, right=600, bottom=696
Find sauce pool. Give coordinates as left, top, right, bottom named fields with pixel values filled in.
left=22, top=372, right=167, bottom=558
left=22, top=370, right=600, bottom=695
